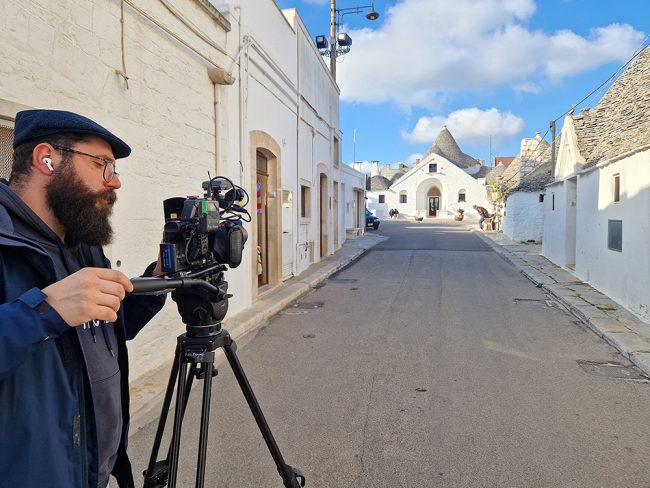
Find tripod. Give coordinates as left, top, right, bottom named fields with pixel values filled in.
left=136, top=281, right=306, bottom=488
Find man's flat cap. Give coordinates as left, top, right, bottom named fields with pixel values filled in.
left=13, top=109, right=131, bottom=159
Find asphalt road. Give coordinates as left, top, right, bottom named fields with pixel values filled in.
left=128, top=221, right=650, bottom=487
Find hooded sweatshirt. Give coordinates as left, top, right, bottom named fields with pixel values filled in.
left=0, top=181, right=123, bottom=487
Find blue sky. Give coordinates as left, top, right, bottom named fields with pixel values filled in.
left=275, top=0, right=649, bottom=171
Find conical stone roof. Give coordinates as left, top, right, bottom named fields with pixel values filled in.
left=367, top=174, right=391, bottom=191
left=572, top=44, right=650, bottom=167
left=423, top=126, right=479, bottom=169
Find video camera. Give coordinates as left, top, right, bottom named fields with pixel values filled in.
left=160, top=176, right=250, bottom=275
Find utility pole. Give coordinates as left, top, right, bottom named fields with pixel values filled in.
left=489, top=135, right=492, bottom=166
left=329, top=0, right=337, bottom=80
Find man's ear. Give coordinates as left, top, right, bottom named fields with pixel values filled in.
left=32, top=143, right=56, bottom=176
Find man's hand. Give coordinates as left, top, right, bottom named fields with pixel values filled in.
left=42, top=268, right=135, bottom=326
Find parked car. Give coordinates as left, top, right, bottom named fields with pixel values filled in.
left=365, top=209, right=380, bottom=230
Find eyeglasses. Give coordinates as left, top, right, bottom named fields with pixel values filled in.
left=52, top=145, right=119, bottom=182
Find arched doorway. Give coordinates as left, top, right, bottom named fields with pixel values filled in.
left=256, top=151, right=270, bottom=286
left=250, top=131, right=281, bottom=299
left=427, top=187, right=441, bottom=217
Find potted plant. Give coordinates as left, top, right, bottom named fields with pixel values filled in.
left=455, top=208, right=465, bottom=221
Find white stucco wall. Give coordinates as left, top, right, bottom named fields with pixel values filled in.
left=340, top=165, right=365, bottom=235
left=542, top=181, right=569, bottom=266
left=503, top=192, right=545, bottom=242
left=222, top=3, right=341, bottom=280
left=574, top=151, right=650, bottom=323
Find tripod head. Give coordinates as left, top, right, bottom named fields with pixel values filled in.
left=131, top=264, right=230, bottom=337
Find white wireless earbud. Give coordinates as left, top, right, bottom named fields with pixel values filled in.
left=42, top=158, right=54, bottom=172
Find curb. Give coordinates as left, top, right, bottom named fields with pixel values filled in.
left=474, top=231, right=650, bottom=378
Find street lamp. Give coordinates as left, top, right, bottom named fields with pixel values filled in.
left=315, top=1, right=380, bottom=81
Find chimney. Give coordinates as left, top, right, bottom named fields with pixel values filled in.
left=370, top=160, right=380, bottom=176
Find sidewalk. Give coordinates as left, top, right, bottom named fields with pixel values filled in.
left=130, top=232, right=386, bottom=428
left=474, top=229, right=650, bottom=377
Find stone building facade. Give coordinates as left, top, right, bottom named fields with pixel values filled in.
left=543, top=44, right=650, bottom=323
left=366, top=127, right=491, bottom=220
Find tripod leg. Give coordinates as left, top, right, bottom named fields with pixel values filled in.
left=195, top=358, right=215, bottom=488
left=145, top=343, right=181, bottom=483
left=167, top=358, right=189, bottom=488
left=143, top=343, right=199, bottom=488
left=223, top=341, right=306, bottom=488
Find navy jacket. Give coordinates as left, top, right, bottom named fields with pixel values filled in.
left=0, top=188, right=165, bottom=487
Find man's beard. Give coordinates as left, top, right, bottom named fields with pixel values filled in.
left=45, top=163, right=117, bottom=246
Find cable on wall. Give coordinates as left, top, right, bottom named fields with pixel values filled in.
left=117, top=0, right=130, bottom=88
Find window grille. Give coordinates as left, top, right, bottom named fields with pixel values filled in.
left=0, top=122, right=14, bottom=180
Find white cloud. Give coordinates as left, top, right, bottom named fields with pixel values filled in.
left=350, top=153, right=423, bottom=172
left=348, top=161, right=374, bottom=173
left=514, top=82, right=542, bottom=94
left=336, top=0, right=645, bottom=108
left=402, top=107, right=525, bottom=144
left=404, top=153, right=423, bottom=165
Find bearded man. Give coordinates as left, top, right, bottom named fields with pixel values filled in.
left=0, top=109, right=166, bottom=488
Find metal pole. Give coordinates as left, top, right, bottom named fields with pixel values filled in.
left=330, top=0, right=337, bottom=80
left=550, top=120, right=557, bottom=176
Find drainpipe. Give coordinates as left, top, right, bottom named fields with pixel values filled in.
left=296, top=25, right=301, bottom=275
left=208, top=68, right=235, bottom=175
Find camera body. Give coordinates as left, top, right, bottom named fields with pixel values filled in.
left=160, top=178, right=249, bottom=275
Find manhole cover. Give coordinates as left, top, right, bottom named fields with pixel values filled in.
left=281, top=310, right=309, bottom=315
left=303, top=334, right=316, bottom=339
left=576, top=360, right=649, bottom=380
left=293, top=302, right=324, bottom=309
left=328, top=278, right=358, bottom=284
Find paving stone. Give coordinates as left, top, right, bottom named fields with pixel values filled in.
left=605, top=332, right=650, bottom=356
left=587, top=317, right=632, bottom=335
left=629, top=352, right=650, bottom=377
